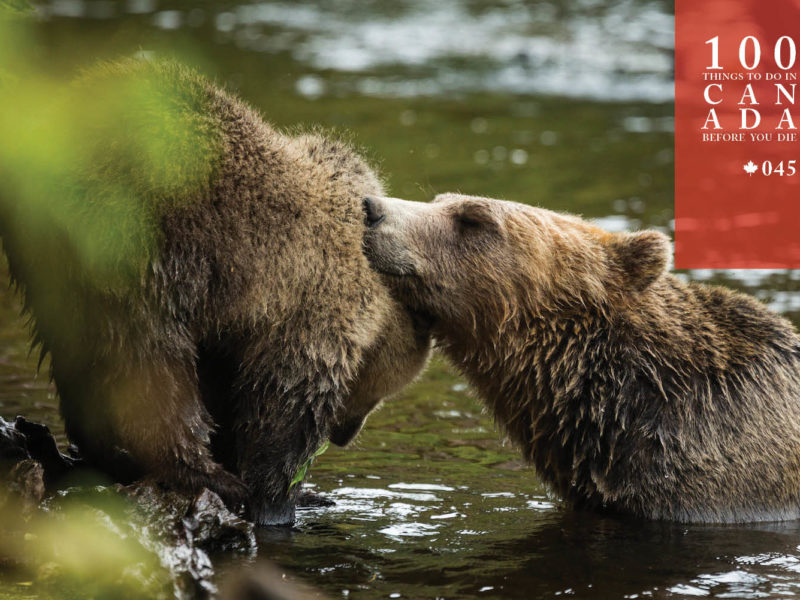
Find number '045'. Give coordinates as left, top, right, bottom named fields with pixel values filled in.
left=706, top=36, right=797, bottom=70
left=762, top=161, right=797, bottom=176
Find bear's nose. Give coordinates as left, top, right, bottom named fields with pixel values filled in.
left=363, top=196, right=386, bottom=228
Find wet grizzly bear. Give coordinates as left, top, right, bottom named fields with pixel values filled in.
left=0, top=59, right=430, bottom=525
left=363, top=192, right=800, bottom=523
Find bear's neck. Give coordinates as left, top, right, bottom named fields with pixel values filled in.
left=438, top=303, right=612, bottom=433
left=435, top=298, right=641, bottom=504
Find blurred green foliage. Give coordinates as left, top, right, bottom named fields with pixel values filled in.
left=0, top=17, right=219, bottom=293
left=0, top=491, right=172, bottom=599
left=0, top=13, right=222, bottom=598
left=0, top=0, right=32, bottom=15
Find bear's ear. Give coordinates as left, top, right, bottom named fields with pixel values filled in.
left=608, top=231, right=671, bottom=291
left=455, top=201, right=501, bottom=233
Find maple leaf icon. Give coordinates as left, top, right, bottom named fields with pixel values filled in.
left=743, top=160, right=759, bottom=175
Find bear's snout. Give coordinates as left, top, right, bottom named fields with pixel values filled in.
left=330, top=415, right=366, bottom=447
left=363, top=196, right=386, bottom=228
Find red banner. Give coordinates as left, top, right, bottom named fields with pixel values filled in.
left=676, top=0, right=800, bottom=267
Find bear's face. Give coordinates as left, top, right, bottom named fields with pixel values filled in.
left=363, top=193, right=671, bottom=333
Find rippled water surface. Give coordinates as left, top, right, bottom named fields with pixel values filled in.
left=4, top=1, right=800, bottom=598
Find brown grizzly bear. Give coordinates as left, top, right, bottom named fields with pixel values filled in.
left=363, top=192, right=800, bottom=523
left=0, top=59, right=430, bottom=525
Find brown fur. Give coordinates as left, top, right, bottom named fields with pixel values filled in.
left=0, top=60, right=430, bottom=525
left=364, top=193, right=800, bottom=523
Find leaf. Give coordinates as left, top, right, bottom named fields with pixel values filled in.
left=743, top=160, right=759, bottom=175
left=312, top=440, right=331, bottom=459
left=288, top=441, right=330, bottom=492
left=0, top=0, right=34, bottom=14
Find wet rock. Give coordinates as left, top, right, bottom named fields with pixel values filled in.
left=30, top=480, right=258, bottom=598
left=0, top=416, right=259, bottom=598
left=185, top=488, right=257, bottom=553
left=0, top=417, right=46, bottom=518
left=122, top=482, right=256, bottom=598
left=124, top=484, right=256, bottom=554
left=0, top=416, right=29, bottom=463
left=12, top=416, right=78, bottom=485
left=8, top=459, right=45, bottom=514
left=296, top=490, right=335, bottom=508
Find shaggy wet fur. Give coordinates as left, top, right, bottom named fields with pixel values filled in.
left=364, top=193, right=800, bottom=523
left=0, top=60, right=430, bottom=525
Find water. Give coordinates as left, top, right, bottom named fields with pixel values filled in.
left=4, top=0, right=800, bottom=598
left=35, top=0, right=675, bottom=101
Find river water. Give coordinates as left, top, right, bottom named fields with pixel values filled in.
left=3, top=1, right=800, bottom=598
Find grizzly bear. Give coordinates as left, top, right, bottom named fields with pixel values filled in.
left=0, top=59, right=430, bottom=525
left=363, top=192, right=800, bottom=523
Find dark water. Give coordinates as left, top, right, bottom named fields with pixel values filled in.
left=3, top=1, right=800, bottom=598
